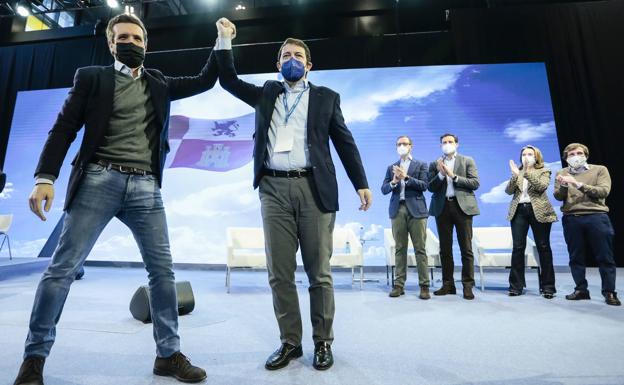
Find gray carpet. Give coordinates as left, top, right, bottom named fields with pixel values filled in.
left=1, top=267, right=623, bottom=385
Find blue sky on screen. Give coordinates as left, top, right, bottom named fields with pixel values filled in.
left=1, top=62, right=566, bottom=265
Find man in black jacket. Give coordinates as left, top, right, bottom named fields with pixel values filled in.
left=214, top=18, right=372, bottom=371
left=13, top=14, right=217, bottom=385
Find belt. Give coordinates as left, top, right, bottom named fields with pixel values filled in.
left=263, top=168, right=312, bottom=178
left=95, top=160, right=152, bottom=176
left=445, top=196, right=455, bottom=201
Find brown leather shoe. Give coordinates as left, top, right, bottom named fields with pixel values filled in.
left=565, top=290, right=590, bottom=300
left=389, top=285, right=405, bottom=297
left=433, top=285, right=456, bottom=296
left=419, top=286, right=431, bottom=300
left=13, top=356, right=45, bottom=385
left=463, top=286, right=475, bottom=300
left=153, top=352, right=207, bottom=383
left=604, top=292, right=621, bottom=306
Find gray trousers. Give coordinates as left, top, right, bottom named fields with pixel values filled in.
left=259, top=175, right=336, bottom=346
left=391, top=203, right=429, bottom=287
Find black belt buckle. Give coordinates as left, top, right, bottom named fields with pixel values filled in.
left=265, top=168, right=309, bottom=178
left=95, top=160, right=148, bottom=176
left=288, top=169, right=305, bottom=178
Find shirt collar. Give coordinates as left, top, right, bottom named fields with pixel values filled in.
left=399, top=155, right=413, bottom=162
left=569, top=163, right=590, bottom=174
left=114, top=60, right=144, bottom=79
left=443, top=153, right=457, bottom=161
left=283, top=78, right=309, bottom=93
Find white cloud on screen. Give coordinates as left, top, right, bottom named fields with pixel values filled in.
left=315, top=66, right=468, bottom=124
left=335, top=222, right=383, bottom=242
left=170, top=73, right=276, bottom=119
left=364, top=246, right=385, bottom=259
left=504, top=120, right=556, bottom=143
left=480, top=181, right=509, bottom=204
left=170, top=66, right=468, bottom=125
left=167, top=180, right=259, bottom=218
left=10, top=238, right=47, bottom=258
left=0, top=182, right=14, bottom=199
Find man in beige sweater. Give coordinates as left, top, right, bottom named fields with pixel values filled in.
left=554, top=143, right=620, bottom=306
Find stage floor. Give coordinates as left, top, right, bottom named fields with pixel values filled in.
left=1, top=267, right=623, bottom=385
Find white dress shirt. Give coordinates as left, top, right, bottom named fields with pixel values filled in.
left=437, top=154, right=457, bottom=198
left=398, top=156, right=412, bottom=201
left=519, top=178, right=531, bottom=203
left=215, top=36, right=310, bottom=171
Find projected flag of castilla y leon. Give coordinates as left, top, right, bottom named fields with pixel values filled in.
left=167, top=114, right=255, bottom=171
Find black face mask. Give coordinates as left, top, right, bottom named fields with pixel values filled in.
left=115, top=42, right=145, bottom=68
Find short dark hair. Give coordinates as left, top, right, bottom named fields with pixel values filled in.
left=439, top=133, right=458, bottom=143
left=277, top=38, right=312, bottom=65
left=106, top=14, right=147, bottom=44
left=396, top=135, right=412, bottom=145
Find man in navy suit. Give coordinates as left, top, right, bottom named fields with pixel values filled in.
left=15, top=14, right=215, bottom=385
left=214, top=18, right=372, bottom=371
left=382, top=136, right=430, bottom=299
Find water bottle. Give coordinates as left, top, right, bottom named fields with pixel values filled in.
left=345, top=241, right=351, bottom=254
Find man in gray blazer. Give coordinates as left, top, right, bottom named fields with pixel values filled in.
left=428, top=133, right=480, bottom=300
left=381, top=136, right=430, bottom=300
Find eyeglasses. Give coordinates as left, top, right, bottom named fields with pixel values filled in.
left=396, top=143, right=411, bottom=147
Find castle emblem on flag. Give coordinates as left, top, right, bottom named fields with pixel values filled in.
left=196, top=143, right=231, bottom=169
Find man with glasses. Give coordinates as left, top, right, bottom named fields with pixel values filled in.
left=382, top=136, right=431, bottom=299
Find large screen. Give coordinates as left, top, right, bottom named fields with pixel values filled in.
left=2, top=62, right=567, bottom=265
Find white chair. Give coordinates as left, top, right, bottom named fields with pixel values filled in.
left=472, top=227, right=540, bottom=292
left=331, top=228, right=364, bottom=289
left=0, top=214, right=12, bottom=260
left=225, top=227, right=267, bottom=293
left=384, top=228, right=441, bottom=286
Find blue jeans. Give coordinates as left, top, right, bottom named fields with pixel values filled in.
left=24, top=164, right=180, bottom=359
left=562, top=213, right=617, bottom=293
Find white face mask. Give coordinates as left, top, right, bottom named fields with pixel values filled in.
left=522, top=155, right=536, bottom=167
left=567, top=155, right=587, bottom=169
left=397, top=146, right=410, bottom=156
left=442, top=143, right=456, bottom=155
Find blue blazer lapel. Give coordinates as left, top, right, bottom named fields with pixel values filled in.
left=407, top=159, right=417, bottom=176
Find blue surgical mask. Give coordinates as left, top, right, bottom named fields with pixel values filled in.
left=280, top=58, right=306, bottom=82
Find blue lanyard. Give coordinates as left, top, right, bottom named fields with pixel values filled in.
left=282, top=83, right=309, bottom=125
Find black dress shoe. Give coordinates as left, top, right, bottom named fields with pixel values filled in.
left=265, top=343, right=303, bottom=370
left=433, top=285, right=456, bottom=296
left=565, top=290, right=591, bottom=301
left=13, top=356, right=45, bottom=385
left=508, top=290, right=523, bottom=297
left=312, top=342, right=333, bottom=371
left=604, top=292, right=621, bottom=306
left=542, top=292, right=555, bottom=299
left=153, top=351, right=207, bottom=383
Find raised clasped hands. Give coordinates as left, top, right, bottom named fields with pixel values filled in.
left=216, top=17, right=237, bottom=39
